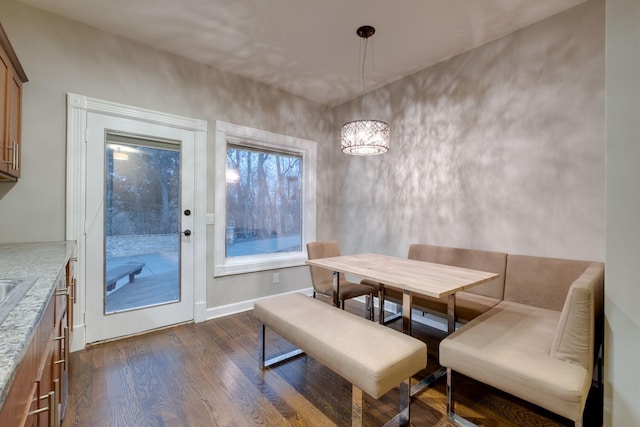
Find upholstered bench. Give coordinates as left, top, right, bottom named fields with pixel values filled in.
left=253, top=293, right=427, bottom=426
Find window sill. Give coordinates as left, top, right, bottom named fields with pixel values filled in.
left=214, top=253, right=308, bottom=277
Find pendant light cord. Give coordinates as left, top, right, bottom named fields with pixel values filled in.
left=360, top=37, right=367, bottom=117
left=359, top=35, right=376, bottom=118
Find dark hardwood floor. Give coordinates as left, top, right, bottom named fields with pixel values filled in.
left=63, top=298, right=602, bottom=426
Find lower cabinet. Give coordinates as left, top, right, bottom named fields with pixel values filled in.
left=0, top=259, right=73, bottom=426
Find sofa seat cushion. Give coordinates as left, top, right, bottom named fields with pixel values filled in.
left=440, top=300, right=590, bottom=421
left=385, top=288, right=501, bottom=323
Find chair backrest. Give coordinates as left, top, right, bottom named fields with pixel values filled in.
left=407, top=244, right=507, bottom=299
left=307, top=241, right=341, bottom=297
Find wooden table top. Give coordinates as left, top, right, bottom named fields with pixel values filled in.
left=306, top=253, right=499, bottom=299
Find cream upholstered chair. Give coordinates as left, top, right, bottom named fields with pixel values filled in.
left=307, top=241, right=376, bottom=320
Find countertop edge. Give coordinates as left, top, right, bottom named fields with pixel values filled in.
left=0, top=241, right=76, bottom=410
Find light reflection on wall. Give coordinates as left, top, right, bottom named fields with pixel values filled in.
left=332, top=0, right=605, bottom=262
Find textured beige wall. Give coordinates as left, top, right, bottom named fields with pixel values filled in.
left=605, top=0, right=640, bottom=425
left=0, top=1, right=606, bottom=308
left=0, top=1, right=332, bottom=305
left=332, top=0, right=605, bottom=262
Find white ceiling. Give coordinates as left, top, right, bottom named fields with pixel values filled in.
left=20, top=0, right=585, bottom=106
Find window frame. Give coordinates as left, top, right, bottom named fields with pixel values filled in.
left=214, top=121, right=316, bottom=277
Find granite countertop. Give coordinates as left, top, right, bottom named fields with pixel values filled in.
left=0, top=241, right=76, bottom=410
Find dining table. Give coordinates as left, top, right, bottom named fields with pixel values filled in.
left=306, top=252, right=499, bottom=396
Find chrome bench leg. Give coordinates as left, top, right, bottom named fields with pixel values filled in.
left=447, top=367, right=454, bottom=416
left=259, top=323, right=305, bottom=370
left=399, top=377, right=410, bottom=426
left=381, top=377, right=410, bottom=426
left=259, top=323, right=266, bottom=370
left=447, top=368, right=477, bottom=427
left=352, top=385, right=364, bottom=427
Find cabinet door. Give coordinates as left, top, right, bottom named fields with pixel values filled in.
left=20, top=296, right=57, bottom=427
left=5, top=67, right=22, bottom=178
left=53, top=272, right=69, bottom=424
left=0, top=50, right=8, bottom=176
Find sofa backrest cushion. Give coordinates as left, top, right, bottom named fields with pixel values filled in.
left=504, top=255, right=592, bottom=310
left=408, top=244, right=507, bottom=299
left=550, top=263, right=604, bottom=372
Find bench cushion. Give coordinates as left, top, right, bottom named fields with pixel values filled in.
left=440, top=301, right=590, bottom=421
left=254, top=293, right=427, bottom=399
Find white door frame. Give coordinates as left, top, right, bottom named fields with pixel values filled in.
left=66, top=93, right=207, bottom=351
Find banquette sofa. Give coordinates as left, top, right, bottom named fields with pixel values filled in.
left=384, top=244, right=604, bottom=426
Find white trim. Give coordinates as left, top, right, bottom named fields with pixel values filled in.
left=70, top=324, right=85, bottom=353
left=213, top=120, right=317, bottom=277
left=192, top=116, right=208, bottom=322
left=66, top=95, right=87, bottom=352
left=206, top=288, right=314, bottom=320
left=68, top=93, right=207, bottom=131
left=66, top=93, right=208, bottom=350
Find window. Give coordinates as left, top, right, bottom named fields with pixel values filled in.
left=214, top=121, right=316, bottom=276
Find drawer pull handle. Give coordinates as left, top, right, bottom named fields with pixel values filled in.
left=28, top=379, right=59, bottom=426
left=54, top=327, right=69, bottom=370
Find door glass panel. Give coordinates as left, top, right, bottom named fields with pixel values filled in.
left=104, top=133, right=181, bottom=314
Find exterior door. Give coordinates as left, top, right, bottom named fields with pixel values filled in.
left=85, top=112, right=195, bottom=343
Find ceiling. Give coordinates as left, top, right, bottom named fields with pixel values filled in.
left=20, top=0, right=585, bottom=106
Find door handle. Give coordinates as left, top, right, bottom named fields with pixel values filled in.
left=182, top=230, right=192, bottom=236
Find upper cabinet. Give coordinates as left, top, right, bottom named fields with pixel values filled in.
left=0, top=23, right=28, bottom=182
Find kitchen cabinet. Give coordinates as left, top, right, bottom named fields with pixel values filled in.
left=0, top=23, right=28, bottom=181
left=0, top=257, right=75, bottom=426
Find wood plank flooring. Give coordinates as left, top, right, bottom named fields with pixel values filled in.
left=63, top=298, right=603, bottom=426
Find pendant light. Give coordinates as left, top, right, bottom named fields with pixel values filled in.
left=341, top=25, right=390, bottom=156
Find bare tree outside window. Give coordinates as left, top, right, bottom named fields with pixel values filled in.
left=225, top=145, right=302, bottom=257
left=106, top=144, right=180, bottom=236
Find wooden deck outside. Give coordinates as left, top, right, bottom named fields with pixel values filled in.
left=105, top=270, right=179, bottom=313
left=105, top=252, right=179, bottom=313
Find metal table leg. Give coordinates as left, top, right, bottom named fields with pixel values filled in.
left=410, top=293, right=457, bottom=397
left=333, top=271, right=340, bottom=308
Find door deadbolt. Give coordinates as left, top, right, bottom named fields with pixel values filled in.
left=184, top=209, right=191, bottom=216
left=183, top=230, right=192, bottom=236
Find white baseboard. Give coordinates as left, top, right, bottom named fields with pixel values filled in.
left=194, top=300, right=207, bottom=322
left=205, top=288, right=314, bottom=321
left=71, top=290, right=453, bottom=352
left=70, top=324, right=86, bottom=353
left=71, top=291, right=313, bottom=351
